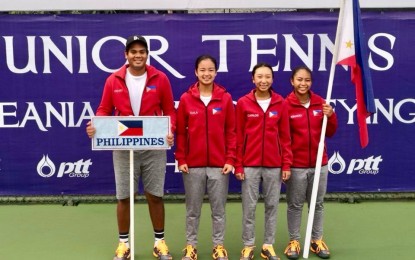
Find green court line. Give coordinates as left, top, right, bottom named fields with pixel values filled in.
left=0, top=201, right=414, bottom=259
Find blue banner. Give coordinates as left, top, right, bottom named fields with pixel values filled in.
left=0, top=12, right=414, bottom=195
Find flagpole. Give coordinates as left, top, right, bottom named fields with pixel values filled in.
left=302, top=0, right=345, bottom=258
left=130, top=149, right=135, bottom=260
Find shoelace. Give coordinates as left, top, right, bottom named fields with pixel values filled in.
left=116, top=243, right=129, bottom=257
left=284, top=241, right=300, bottom=254
left=313, top=240, right=329, bottom=252
left=214, top=245, right=227, bottom=257
left=184, top=245, right=196, bottom=257
left=242, top=246, right=254, bottom=257
left=156, top=240, right=169, bottom=255
left=263, top=245, right=276, bottom=256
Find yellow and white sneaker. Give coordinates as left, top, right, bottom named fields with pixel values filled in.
left=182, top=244, right=197, bottom=260
left=113, top=242, right=131, bottom=260
left=212, top=244, right=228, bottom=260
left=240, top=246, right=254, bottom=260
left=153, top=240, right=173, bottom=260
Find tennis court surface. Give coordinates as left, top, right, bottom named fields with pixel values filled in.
left=1, top=201, right=413, bottom=259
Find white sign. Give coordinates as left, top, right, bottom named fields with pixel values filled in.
left=91, top=116, right=170, bottom=150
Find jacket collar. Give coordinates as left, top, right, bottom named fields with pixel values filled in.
left=246, top=89, right=283, bottom=104
left=187, top=82, right=227, bottom=100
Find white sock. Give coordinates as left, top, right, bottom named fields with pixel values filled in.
left=154, top=238, right=163, bottom=246
left=119, top=233, right=130, bottom=248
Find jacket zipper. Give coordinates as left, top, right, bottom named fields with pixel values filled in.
left=306, top=106, right=312, bottom=167
left=205, top=104, right=210, bottom=166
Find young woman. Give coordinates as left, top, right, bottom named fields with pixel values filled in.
left=283, top=66, right=338, bottom=260
left=175, top=55, right=236, bottom=260
left=235, top=63, right=292, bottom=260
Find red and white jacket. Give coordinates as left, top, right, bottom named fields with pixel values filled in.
left=175, top=82, right=236, bottom=168
left=285, top=91, right=338, bottom=168
left=96, top=64, right=176, bottom=132
left=235, top=90, right=292, bottom=174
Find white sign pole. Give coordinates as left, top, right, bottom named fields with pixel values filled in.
left=129, top=150, right=135, bottom=260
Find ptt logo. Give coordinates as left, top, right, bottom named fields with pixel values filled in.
left=328, top=151, right=383, bottom=175
left=37, top=154, right=92, bottom=178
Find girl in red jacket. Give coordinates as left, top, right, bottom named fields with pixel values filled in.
left=175, top=55, right=236, bottom=260
left=235, top=63, right=292, bottom=260
left=283, top=66, right=337, bottom=260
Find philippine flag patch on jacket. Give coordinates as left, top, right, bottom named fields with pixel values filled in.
left=313, top=110, right=323, bottom=116
left=269, top=111, right=278, bottom=118
left=146, top=85, right=156, bottom=92
left=212, top=107, right=222, bottom=115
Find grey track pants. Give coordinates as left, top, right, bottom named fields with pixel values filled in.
left=183, top=167, right=229, bottom=246
left=285, top=166, right=328, bottom=241
left=241, top=167, right=282, bottom=246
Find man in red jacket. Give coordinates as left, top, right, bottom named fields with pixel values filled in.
left=86, top=35, right=176, bottom=260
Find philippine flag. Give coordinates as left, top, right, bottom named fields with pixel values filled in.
left=212, top=107, right=222, bottom=115
left=336, top=0, right=376, bottom=148
left=313, top=110, right=323, bottom=117
left=146, top=85, right=156, bottom=92
left=118, top=120, right=143, bottom=136
left=269, top=111, right=278, bottom=118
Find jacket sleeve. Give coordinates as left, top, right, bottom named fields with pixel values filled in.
left=224, top=94, right=236, bottom=166
left=279, top=101, right=293, bottom=171
left=96, top=76, right=114, bottom=116
left=174, top=95, right=187, bottom=166
left=159, top=75, right=177, bottom=134
left=234, top=99, right=246, bottom=174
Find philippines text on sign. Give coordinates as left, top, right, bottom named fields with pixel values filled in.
left=91, top=116, right=170, bottom=150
